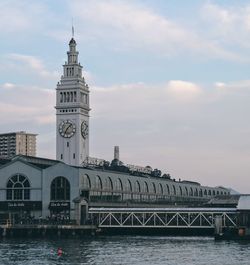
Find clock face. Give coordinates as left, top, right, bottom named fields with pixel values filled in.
left=59, top=120, right=76, bottom=138
left=81, top=121, right=88, bottom=139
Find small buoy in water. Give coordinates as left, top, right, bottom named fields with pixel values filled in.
left=238, top=228, right=245, bottom=237
left=57, top=247, right=63, bottom=257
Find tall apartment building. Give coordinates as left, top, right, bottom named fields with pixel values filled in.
left=0, top=132, right=37, bottom=158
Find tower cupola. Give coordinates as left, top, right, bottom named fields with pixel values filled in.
left=67, top=37, right=78, bottom=64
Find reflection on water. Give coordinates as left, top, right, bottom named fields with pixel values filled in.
left=0, top=236, right=250, bottom=265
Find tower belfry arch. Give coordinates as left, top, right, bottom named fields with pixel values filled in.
left=55, top=35, right=90, bottom=166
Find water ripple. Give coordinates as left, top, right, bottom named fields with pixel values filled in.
left=0, top=236, right=250, bottom=265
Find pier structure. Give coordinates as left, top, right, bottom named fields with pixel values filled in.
left=0, top=207, right=238, bottom=237
left=0, top=223, right=98, bottom=238
left=89, top=207, right=237, bottom=229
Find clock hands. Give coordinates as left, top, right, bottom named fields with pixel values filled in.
left=81, top=121, right=88, bottom=139
left=64, top=124, right=72, bottom=134
left=59, top=120, right=76, bottom=138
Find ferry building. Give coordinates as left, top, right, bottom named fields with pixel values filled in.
left=0, top=37, right=230, bottom=225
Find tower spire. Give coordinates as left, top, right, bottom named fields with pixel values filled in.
left=72, top=18, right=74, bottom=38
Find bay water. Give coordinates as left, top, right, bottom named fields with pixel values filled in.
left=0, top=236, right=249, bottom=265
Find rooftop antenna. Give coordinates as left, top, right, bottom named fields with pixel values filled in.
left=72, top=18, right=74, bottom=38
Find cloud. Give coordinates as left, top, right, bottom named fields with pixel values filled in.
left=89, top=79, right=250, bottom=193
left=70, top=0, right=239, bottom=60
left=201, top=2, right=250, bottom=50
left=1, top=77, right=250, bottom=192
left=7, top=53, right=59, bottom=80
left=2, top=82, right=15, bottom=89
left=214, top=80, right=250, bottom=95
left=0, top=82, right=56, bottom=159
left=0, top=1, right=49, bottom=34
left=91, top=82, right=165, bottom=120
left=166, top=80, right=202, bottom=102
left=0, top=83, right=55, bottom=126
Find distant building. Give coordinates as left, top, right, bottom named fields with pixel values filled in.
left=0, top=131, right=37, bottom=158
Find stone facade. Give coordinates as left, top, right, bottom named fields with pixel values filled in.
left=56, top=38, right=90, bottom=166
left=0, top=155, right=229, bottom=224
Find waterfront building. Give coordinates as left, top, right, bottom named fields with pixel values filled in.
left=0, top=154, right=229, bottom=225
left=0, top=132, right=37, bottom=159
left=0, top=37, right=230, bottom=225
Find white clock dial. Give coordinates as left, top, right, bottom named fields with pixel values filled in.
left=59, top=120, right=76, bottom=138
left=81, top=121, right=88, bottom=139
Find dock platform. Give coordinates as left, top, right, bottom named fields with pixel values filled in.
left=0, top=224, right=99, bottom=238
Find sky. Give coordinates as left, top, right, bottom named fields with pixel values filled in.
left=1, top=0, right=250, bottom=193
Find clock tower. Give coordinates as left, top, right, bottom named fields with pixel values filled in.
left=55, top=37, right=90, bottom=166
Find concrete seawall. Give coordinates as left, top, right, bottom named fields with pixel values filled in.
left=0, top=224, right=99, bottom=238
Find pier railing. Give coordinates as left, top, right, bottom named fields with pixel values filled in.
left=89, top=208, right=237, bottom=228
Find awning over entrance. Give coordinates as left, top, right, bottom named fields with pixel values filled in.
left=49, top=201, right=70, bottom=210
left=0, top=201, right=42, bottom=211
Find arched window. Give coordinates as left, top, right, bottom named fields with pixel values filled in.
left=204, top=190, right=207, bottom=196
left=179, top=186, right=183, bottom=196
left=166, top=184, right=170, bottom=195
left=106, top=177, right=113, bottom=191
left=208, top=190, right=211, bottom=196
left=199, top=189, right=203, bottom=197
left=190, top=187, right=193, bottom=196
left=213, top=190, right=216, bottom=196
left=172, top=185, right=176, bottom=196
left=126, top=179, right=132, bottom=192
left=144, top=181, right=149, bottom=193
left=6, top=174, right=30, bottom=200
left=158, top=183, right=163, bottom=194
left=194, top=188, right=198, bottom=197
left=142, top=181, right=149, bottom=201
left=82, top=174, right=91, bottom=189
left=115, top=178, right=123, bottom=191
left=152, top=182, right=156, bottom=194
left=185, top=187, right=188, bottom=196
left=124, top=179, right=133, bottom=201
left=134, top=181, right=141, bottom=201
left=135, top=181, right=141, bottom=193
left=51, top=177, right=70, bottom=201
left=95, top=176, right=102, bottom=190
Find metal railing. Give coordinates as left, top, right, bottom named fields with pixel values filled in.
left=89, top=208, right=237, bottom=228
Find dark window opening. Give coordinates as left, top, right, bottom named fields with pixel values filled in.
left=50, top=176, right=70, bottom=201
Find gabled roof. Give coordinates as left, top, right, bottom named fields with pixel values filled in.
left=0, top=155, right=60, bottom=170
left=11, top=155, right=59, bottom=169
left=0, top=157, right=11, bottom=166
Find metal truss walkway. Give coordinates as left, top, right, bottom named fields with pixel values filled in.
left=89, top=208, right=237, bottom=229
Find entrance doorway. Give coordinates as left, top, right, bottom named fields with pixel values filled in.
left=80, top=205, right=87, bottom=225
